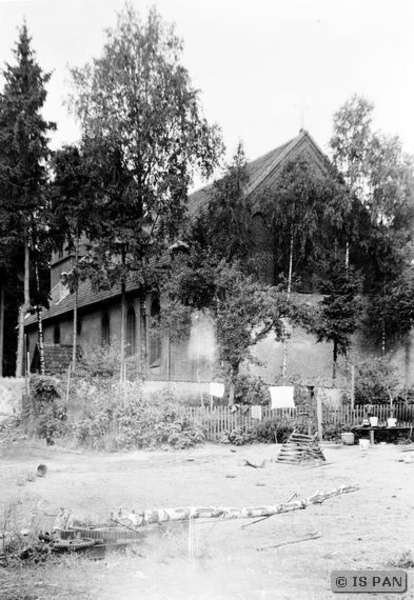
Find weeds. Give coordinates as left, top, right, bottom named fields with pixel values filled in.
left=387, top=549, right=414, bottom=569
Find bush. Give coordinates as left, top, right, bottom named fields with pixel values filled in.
left=217, top=416, right=310, bottom=446
left=219, top=426, right=256, bottom=445
left=74, top=340, right=143, bottom=381
left=322, top=421, right=354, bottom=442
left=354, top=356, right=400, bottom=405
left=255, top=416, right=308, bottom=443
left=233, top=375, right=269, bottom=405
left=70, top=381, right=205, bottom=451
left=28, top=376, right=67, bottom=441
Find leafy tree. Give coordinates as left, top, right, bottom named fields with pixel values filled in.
left=48, top=144, right=98, bottom=369
left=163, top=252, right=310, bottom=402
left=68, top=5, right=222, bottom=371
left=365, top=268, right=414, bottom=357
left=200, top=143, right=251, bottom=263
left=330, top=94, right=374, bottom=200
left=330, top=94, right=374, bottom=267
left=263, top=158, right=328, bottom=292
left=260, top=157, right=336, bottom=379
left=353, top=356, right=401, bottom=406
left=314, top=259, right=362, bottom=381
left=364, top=139, right=414, bottom=353
left=0, top=24, right=55, bottom=376
left=162, top=149, right=314, bottom=402
left=213, top=263, right=308, bottom=398
left=330, top=95, right=414, bottom=356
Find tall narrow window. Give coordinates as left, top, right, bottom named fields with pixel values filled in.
left=101, top=313, right=110, bottom=347
left=53, top=325, right=60, bottom=345
left=126, top=306, right=136, bottom=357
left=149, top=298, right=161, bottom=366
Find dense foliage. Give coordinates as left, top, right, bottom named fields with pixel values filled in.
left=0, top=25, right=55, bottom=375
left=1, top=8, right=414, bottom=390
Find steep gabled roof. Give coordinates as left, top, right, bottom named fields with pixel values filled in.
left=187, top=129, right=330, bottom=218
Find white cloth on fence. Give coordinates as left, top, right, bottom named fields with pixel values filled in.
left=269, top=386, right=295, bottom=409
left=251, top=405, right=262, bottom=420
left=210, top=382, right=225, bottom=398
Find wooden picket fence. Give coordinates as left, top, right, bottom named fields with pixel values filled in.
left=180, top=404, right=414, bottom=441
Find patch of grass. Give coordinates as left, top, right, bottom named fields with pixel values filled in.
left=0, top=556, right=95, bottom=600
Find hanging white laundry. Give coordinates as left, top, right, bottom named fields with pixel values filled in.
left=210, top=382, right=225, bottom=398
left=251, top=405, right=262, bottom=420
left=269, top=386, right=295, bottom=409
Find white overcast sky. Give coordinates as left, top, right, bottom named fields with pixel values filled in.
left=1, top=0, right=413, bottom=182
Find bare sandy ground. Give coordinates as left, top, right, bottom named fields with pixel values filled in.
left=0, top=439, right=413, bottom=599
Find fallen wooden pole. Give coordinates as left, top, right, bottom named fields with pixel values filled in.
left=121, top=485, right=359, bottom=528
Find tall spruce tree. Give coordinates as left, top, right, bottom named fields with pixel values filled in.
left=314, top=259, right=362, bottom=382
left=0, top=24, right=55, bottom=376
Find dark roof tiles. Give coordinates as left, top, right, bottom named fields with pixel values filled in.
left=187, top=134, right=300, bottom=218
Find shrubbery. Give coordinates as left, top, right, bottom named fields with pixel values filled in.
left=353, top=356, right=400, bottom=405
left=72, top=391, right=205, bottom=451
left=219, top=426, right=256, bottom=445
left=254, top=416, right=307, bottom=443
left=25, top=367, right=206, bottom=451
left=218, top=416, right=309, bottom=445
left=232, top=375, right=269, bottom=405
left=28, top=376, right=67, bottom=442
left=28, top=349, right=407, bottom=450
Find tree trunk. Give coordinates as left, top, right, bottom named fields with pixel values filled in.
left=404, top=335, right=411, bottom=386
left=120, top=280, right=126, bottom=381
left=332, top=340, right=338, bottom=382
left=0, top=283, right=4, bottom=377
left=350, top=364, right=355, bottom=410
left=119, top=246, right=126, bottom=381
left=16, top=236, right=30, bottom=377
left=36, top=306, right=45, bottom=376
left=228, top=364, right=239, bottom=406
left=287, top=230, right=294, bottom=298
left=281, top=230, right=294, bottom=381
left=345, top=240, right=350, bottom=270
left=72, top=237, right=80, bottom=370
left=139, top=293, right=148, bottom=377
left=381, top=322, right=386, bottom=357
left=34, top=262, right=45, bottom=375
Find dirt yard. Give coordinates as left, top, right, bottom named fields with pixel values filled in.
left=0, top=437, right=413, bottom=600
